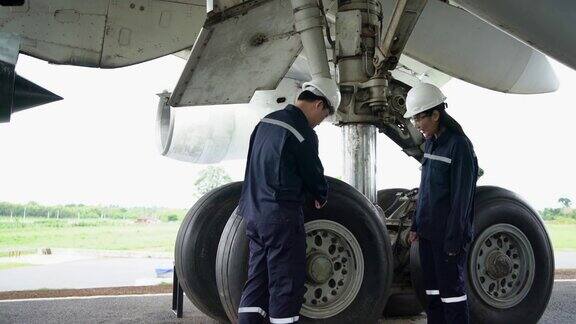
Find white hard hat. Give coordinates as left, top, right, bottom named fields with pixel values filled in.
left=302, top=77, right=341, bottom=111
left=404, top=83, right=447, bottom=118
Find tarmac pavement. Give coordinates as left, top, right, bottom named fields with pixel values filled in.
left=0, top=281, right=575, bottom=323
left=0, top=250, right=575, bottom=323
left=0, top=292, right=424, bottom=324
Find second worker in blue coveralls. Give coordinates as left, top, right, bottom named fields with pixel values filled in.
left=236, top=77, right=341, bottom=324
left=405, top=83, right=479, bottom=324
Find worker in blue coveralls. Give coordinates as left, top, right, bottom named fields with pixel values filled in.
left=405, top=83, right=479, bottom=324
left=236, top=77, right=341, bottom=324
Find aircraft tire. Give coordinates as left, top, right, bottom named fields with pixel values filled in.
left=216, top=177, right=394, bottom=323
left=378, top=188, right=425, bottom=317
left=174, top=181, right=243, bottom=323
left=411, top=186, right=554, bottom=323
left=409, top=240, right=428, bottom=310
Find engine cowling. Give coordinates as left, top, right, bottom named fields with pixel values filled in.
left=156, top=78, right=302, bottom=164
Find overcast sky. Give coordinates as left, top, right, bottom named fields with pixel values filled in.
left=0, top=54, right=574, bottom=210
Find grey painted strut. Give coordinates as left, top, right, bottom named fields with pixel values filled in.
left=291, top=0, right=331, bottom=79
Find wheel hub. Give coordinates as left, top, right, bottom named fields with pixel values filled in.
left=301, top=220, right=364, bottom=319
left=469, top=223, right=535, bottom=309
left=485, top=250, right=513, bottom=279
left=307, top=253, right=333, bottom=284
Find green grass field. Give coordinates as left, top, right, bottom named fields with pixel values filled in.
left=545, top=223, right=576, bottom=251
left=0, top=217, right=574, bottom=253
left=0, top=263, right=33, bottom=270
left=0, top=218, right=181, bottom=253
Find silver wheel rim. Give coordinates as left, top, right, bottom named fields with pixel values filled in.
left=300, top=220, right=364, bottom=319
left=469, top=223, right=535, bottom=308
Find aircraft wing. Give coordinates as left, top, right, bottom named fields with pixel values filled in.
left=0, top=0, right=206, bottom=68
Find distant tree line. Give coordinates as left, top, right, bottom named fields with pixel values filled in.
left=540, top=208, right=576, bottom=221
left=0, top=201, right=186, bottom=222
left=540, top=197, right=574, bottom=221
left=0, top=167, right=235, bottom=222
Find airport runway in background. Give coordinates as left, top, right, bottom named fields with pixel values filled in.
left=0, top=256, right=173, bottom=292
left=1, top=251, right=575, bottom=292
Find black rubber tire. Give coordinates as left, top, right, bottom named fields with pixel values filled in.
left=174, top=181, right=243, bottom=323
left=378, top=188, right=424, bottom=318
left=383, top=292, right=424, bottom=318
left=409, top=240, right=427, bottom=310
left=412, top=186, right=554, bottom=324
left=216, top=177, right=394, bottom=323
left=468, top=186, right=554, bottom=323
left=215, top=208, right=249, bottom=322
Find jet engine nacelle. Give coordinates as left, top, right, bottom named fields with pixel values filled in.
left=156, top=78, right=302, bottom=164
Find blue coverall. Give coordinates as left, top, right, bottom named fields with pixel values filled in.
left=237, top=104, right=328, bottom=324
left=412, top=128, right=478, bottom=324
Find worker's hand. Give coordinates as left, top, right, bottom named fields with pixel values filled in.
left=315, top=200, right=327, bottom=209
left=408, top=231, right=418, bottom=244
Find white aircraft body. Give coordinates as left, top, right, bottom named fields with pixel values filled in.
left=1, top=0, right=572, bottom=322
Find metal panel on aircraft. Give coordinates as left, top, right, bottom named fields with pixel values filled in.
left=0, top=0, right=206, bottom=68
left=169, top=0, right=301, bottom=107
left=0, top=0, right=108, bottom=67
left=392, top=55, right=451, bottom=89
left=100, top=0, right=206, bottom=67
left=381, top=0, right=558, bottom=94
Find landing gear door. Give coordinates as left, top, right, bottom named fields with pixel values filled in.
left=169, top=0, right=302, bottom=107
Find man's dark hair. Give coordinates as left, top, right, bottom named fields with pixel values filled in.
left=298, top=90, right=334, bottom=115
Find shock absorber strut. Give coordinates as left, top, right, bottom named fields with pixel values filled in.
left=336, top=0, right=428, bottom=202
left=336, top=0, right=384, bottom=203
